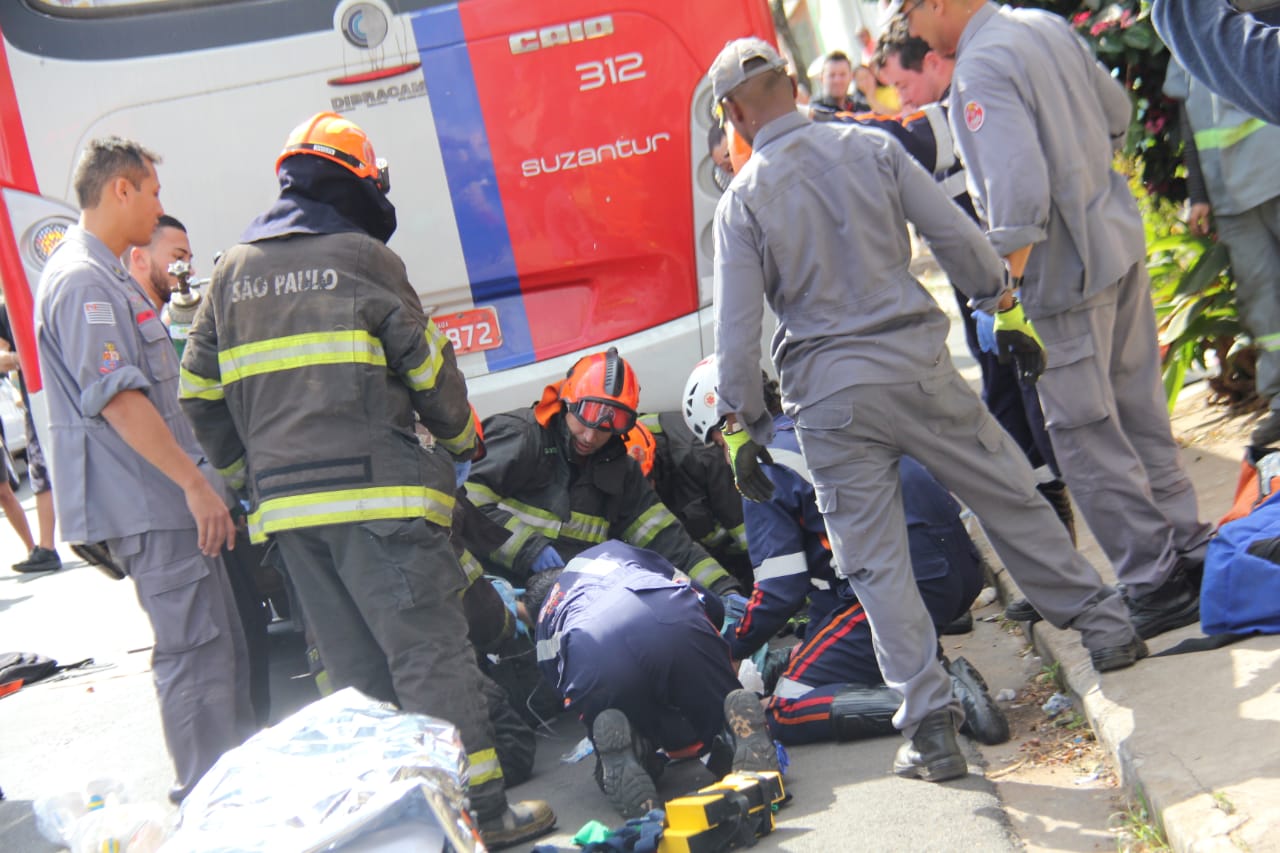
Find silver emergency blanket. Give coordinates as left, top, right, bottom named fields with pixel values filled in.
left=160, top=687, right=483, bottom=853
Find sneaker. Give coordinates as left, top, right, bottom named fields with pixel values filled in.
left=723, top=688, right=779, bottom=774
left=592, top=709, right=660, bottom=819
left=1125, top=566, right=1200, bottom=639
left=476, top=800, right=556, bottom=850
left=1089, top=635, right=1149, bottom=673
left=1003, top=597, right=1043, bottom=624
left=892, top=708, right=967, bottom=782
left=12, top=546, right=62, bottom=574
left=947, top=657, right=1010, bottom=745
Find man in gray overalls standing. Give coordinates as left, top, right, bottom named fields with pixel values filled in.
left=906, top=0, right=1214, bottom=639
left=35, top=138, right=253, bottom=803
left=707, top=38, right=1144, bottom=786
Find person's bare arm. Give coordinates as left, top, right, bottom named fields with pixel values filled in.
left=101, top=389, right=235, bottom=556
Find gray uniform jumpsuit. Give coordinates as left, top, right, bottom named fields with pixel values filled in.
left=713, top=112, right=1135, bottom=736
left=35, top=226, right=252, bottom=794
left=949, top=3, right=1213, bottom=596
left=1165, top=60, right=1280, bottom=414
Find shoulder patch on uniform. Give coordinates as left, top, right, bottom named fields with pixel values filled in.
left=964, top=101, right=985, bottom=133
left=99, top=342, right=121, bottom=374
left=83, top=302, right=116, bottom=326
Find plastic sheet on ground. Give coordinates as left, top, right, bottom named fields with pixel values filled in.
left=160, top=687, right=483, bottom=853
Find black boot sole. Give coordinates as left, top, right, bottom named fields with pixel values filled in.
left=724, top=689, right=778, bottom=774
left=949, top=657, right=1010, bottom=745
left=592, top=710, right=659, bottom=819
left=1090, top=636, right=1149, bottom=672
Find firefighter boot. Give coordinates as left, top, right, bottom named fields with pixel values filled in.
left=592, top=708, right=661, bottom=819
left=893, top=709, right=967, bottom=783
left=723, top=689, right=779, bottom=774
left=828, top=685, right=901, bottom=741
left=471, top=781, right=556, bottom=850
left=947, top=657, right=1010, bottom=745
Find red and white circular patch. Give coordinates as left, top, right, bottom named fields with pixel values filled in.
left=703, top=391, right=717, bottom=408
left=964, top=101, right=985, bottom=132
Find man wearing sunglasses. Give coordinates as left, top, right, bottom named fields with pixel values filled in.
left=464, top=347, right=743, bottom=601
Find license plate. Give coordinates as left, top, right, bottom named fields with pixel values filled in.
left=432, top=306, right=502, bottom=355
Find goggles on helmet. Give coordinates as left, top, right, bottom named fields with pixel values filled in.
left=568, top=398, right=637, bottom=435
left=284, top=140, right=391, bottom=194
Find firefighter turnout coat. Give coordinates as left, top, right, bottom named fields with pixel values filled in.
left=466, top=408, right=734, bottom=592
left=179, top=231, right=475, bottom=542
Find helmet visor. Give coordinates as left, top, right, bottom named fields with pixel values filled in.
left=569, top=398, right=637, bottom=435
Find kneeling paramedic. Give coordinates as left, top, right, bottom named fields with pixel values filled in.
left=179, top=111, right=553, bottom=848
left=684, top=356, right=1008, bottom=747
left=522, top=540, right=777, bottom=819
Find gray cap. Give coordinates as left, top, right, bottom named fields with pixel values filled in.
left=708, top=37, right=788, bottom=103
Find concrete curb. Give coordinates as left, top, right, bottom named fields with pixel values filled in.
left=988, top=559, right=1276, bottom=853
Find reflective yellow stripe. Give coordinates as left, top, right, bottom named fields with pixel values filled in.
left=639, top=413, right=663, bottom=434
left=217, top=456, right=247, bottom=492
left=465, top=481, right=502, bottom=507
left=561, top=510, right=608, bottom=545
left=728, top=523, right=749, bottom=553
left=435, top=413, right=476, bottom=457
left=178, top=367, right=224, bottom=401
left=468, top=747, right=504, bottom=786
left=499, top=497, right=562, bottom=533
left=622, top=503, right=679, bottom=548
left=219, top=331, right=386, bottom=385
left=688, top=556, right=728, bottom=590
left=458, top=549, right=485, bottom=588
left=1259, top=331, right=1280, bottom=352
left=1194, top=118, right=1266, bottom=151
left=246, top=485, right=454, bottom=543
left=495, top=523, right=540, bottom=568
left=404, top=324, right=449, bottom=392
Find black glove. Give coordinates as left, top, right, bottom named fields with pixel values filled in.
left=994, top=300, right=1046, bottom=384
left=723, top=428, right=775, bottom=502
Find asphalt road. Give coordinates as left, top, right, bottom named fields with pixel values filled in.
left=0, top=517, right=1026, bottom=853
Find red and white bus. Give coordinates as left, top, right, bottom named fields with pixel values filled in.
left=0, top=0, right=776, bottom=430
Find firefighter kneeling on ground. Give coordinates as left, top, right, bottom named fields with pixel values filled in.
left=624, top=413, right=755, bottom=589
left=463, top=347, right=745, bottom=603
left=178, top=111, right=553, bottom=849
left=683, top=356, right=1010, bottom=747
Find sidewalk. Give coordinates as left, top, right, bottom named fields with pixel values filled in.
left=988, top=385, right=1280, bottom=853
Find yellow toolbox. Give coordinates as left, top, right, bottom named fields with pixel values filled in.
left=659, top=771, right=785, bottom=853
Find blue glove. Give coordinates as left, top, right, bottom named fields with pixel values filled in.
left=721, top=592, right=749, bottom=636
left=487, top=575, right=530, bottom=639
left=530, top=545, right=565, bottom=573
left=974, top=310, right=997, bottom=355
left=453, top=460, right=472, bottom=489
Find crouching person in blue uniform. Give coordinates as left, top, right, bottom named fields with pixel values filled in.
left=683, top=357, right=1008, bottom=747
left=521, top=540, right=778, bottom=819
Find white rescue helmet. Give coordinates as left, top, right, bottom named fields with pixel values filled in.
left=682, top=355, right=722, bottom=445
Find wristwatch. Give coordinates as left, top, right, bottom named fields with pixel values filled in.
left=721, top=419, right=743, bottom=436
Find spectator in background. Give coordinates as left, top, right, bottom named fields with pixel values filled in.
left=126, top=214, right=190, bottom=311
left=1152, top=0, right=1280, bottom=126
left=853, top=63, right=900, bottom=115
left=1164, top=59, right=1280, bottom=449
left=0, top=302, right=62, bottom=574
left=810, top=50, right=866, bottom=114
